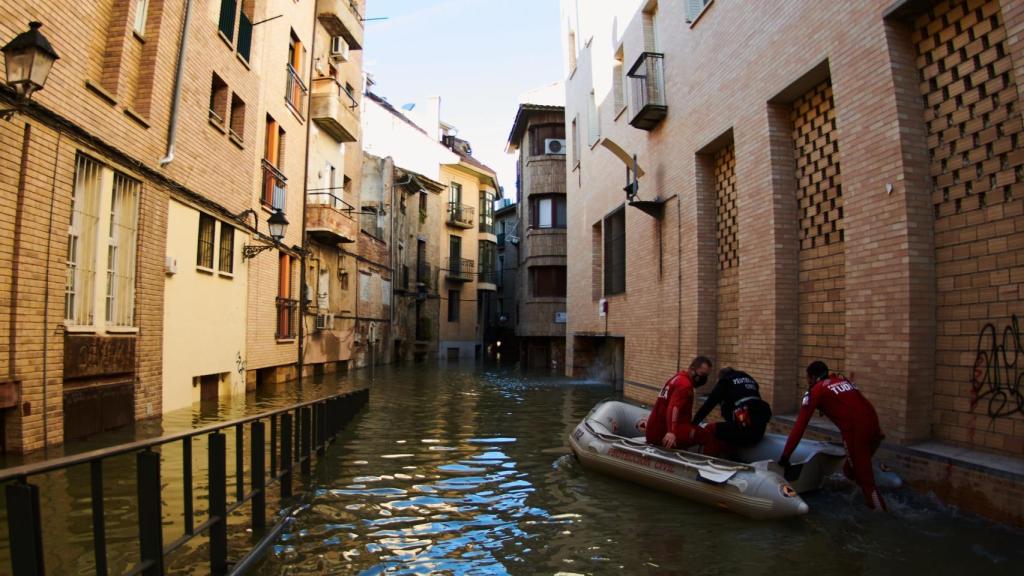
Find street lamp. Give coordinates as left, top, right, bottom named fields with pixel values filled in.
left=1, top=22, right=59, bottom=120
left=243, top=209, right=289, bottom=259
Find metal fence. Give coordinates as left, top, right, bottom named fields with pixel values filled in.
left=0, top=389, right=370, bottom=575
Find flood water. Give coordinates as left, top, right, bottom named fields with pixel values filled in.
left=256, top=364, right=1024, bottom=575
left=1, top=363, right=1023, bottom=575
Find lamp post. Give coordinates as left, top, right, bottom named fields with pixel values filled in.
left=243, top=209, right=289, bottom=259
left=1, top=22, right=59, bottom=120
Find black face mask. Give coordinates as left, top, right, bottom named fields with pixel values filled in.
left=694, top=374, right=708, bottom=387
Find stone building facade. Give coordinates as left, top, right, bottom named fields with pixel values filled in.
left=562, top=0, right=1024, bottom=521
left=301, top=0, right=365, bottom=379
left=507, top=102, right=568, bottom=371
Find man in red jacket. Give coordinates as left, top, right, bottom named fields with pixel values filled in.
left=645, top=356, right=713, bottom=450
left=779, top=361, right=887, bottom=510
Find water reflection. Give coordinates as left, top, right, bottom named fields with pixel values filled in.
left=1, top=363, right=1023, bottom=575
left=258, top=364, right=1024, bottom=576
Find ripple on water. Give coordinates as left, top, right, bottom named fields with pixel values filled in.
left=257, top=364, right=1024, bottom=576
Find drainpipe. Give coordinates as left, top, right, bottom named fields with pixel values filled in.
left=159, top=0, right=193, bottom=166
left=297, top=14, right=319, bottom=382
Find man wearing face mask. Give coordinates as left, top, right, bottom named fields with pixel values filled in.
left=645, top=356, right=713, bottom=450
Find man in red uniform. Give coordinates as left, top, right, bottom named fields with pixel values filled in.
left=779, top=361, right=887, bottom=510
left=645, top=356, right=713, bottom=450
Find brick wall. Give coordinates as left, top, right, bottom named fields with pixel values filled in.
left=793, top=80, right=847, bottom=398
left=911, top=0, right=1024, bottom=453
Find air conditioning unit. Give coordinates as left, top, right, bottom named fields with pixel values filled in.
left=544, top=138, right=566, bottom=155
left=330, top=36, right=350, bottom=62
left=315, top=313, right=334, bottom=330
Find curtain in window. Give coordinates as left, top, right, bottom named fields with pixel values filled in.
left=106, top=173, right=140, bottom=327
left=65, top=155, right=102, bottom=325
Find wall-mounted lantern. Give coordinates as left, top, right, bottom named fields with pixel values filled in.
left=1, top=22, right=59, bottom=120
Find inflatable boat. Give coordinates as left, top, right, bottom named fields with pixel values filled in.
left=569, top=400, right=899, bottom=518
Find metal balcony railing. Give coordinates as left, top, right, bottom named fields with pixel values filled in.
left=276, top=297, right=298, bottom=340
left=0, top=389, right=369, bottom=575
left=307, top=191, right=355, bottom=214
left=285, top=65, right=308, bottom=118
left=478, top=269, right=497, bottom=284
left=627, top=52, right=667, bottom=130
left=416, top=262, right=433, bottom=290
left=445, top=257, right=475, bottom=282
left=262, top=159, right=287, bottom=211
left=447, top=202, right=474, bottom=228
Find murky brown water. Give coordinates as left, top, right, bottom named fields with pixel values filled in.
left=1, top=363, right=1022, bottom=575
left=256, top=364, right=1024, bottom=575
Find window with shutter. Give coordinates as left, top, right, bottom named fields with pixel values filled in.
left=604, top=208, right=626, bottom=295
left=218, top=0, right=237, bottom=41
left=685, top=0, right=711, bottom=23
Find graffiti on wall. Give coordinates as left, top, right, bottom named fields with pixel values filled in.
left=64, top=335, right=136, bottom=379
left=970, top=315, right=1024, bottom=419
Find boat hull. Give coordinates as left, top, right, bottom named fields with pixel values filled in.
left=570, top=400, right=809, bottom=519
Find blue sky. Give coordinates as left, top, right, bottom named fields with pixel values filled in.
left=363, top=0, right=563, bottom=199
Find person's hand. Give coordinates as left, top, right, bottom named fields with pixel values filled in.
left=662, top=432, right=677, bottom=449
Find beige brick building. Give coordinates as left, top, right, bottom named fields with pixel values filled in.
left=562, top=0, right=1024, bottom=521
left=0, top=0, right=275, bottom=452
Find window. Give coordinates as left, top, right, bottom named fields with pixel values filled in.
left=449, top=182, right=462, bottom=205
left=479, top=190, right=495, bottom=233
left=448, top=289, right=460, bottom=322
left=218, top=0, right=237, bottom=41
left=530, top=266, right=567, bottom=298
left=359, top=271, right=371, bottom=303
left=478, top=240, right=496, bottom=282
left=530, top=194, right=567, bottom=229
left=229, top=94, right=245, bottom=141
left=238, top=1, right=254, bottom=61
left=685, top=0, right=712, bottom=23
left=317, top=267, right=330, bottom=308
left=604, top=208, right=626, bottom=295
left=263, top=116, right=286, bottom=209
left=210, top=74, right=228, bottom=125
left=529, top=124, right=566, bottom=156
left=133, top=0, right=149, bottom=37
left=197, top=213, right=216, bottom=269
left=66, top=155, right=102, bottom=325
left=571, top=115, right=580, bottom=166
left=419, top=191, right=427, bottom=216
left=105, top=174, right=140, bottom=327
left=286, top=31, right=306, bottom=114
left=277, top=253, right=295, bottom=339
left=587, top=89, right=600, bottom=147
left=382, top=279, right=391, bottom=308
left=218, top=224, right=234, bottom=274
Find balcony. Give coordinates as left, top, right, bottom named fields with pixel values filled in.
left=311, top=78, right=360, bottom=143
left=416, top=262, right=434, bottom=291
left=276, top=297, right=298, bottom=340
left=447, top=202, right=474, bottom=229
left=261, top=159, right=287, bottom=211
left=627, top=52, right=667, bottom=130
left=445, top=258, right=475, bottom=282
left=285, top=65, right=307, bottom=118
left=316, top=0, right=364, bottom=50
left=306, top=192, right=357, bottom=244
left=478, top=269, right=497, bottom=285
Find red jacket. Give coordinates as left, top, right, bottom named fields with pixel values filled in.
left=645, top=372, right=696, bottom=444
left=782, top=374, right=881, bottom=461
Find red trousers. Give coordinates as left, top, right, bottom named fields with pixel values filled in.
left=842, top=425, right=887, bottom=511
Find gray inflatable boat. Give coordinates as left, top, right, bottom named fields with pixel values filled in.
left=569, top=400, right=899, bottom=519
